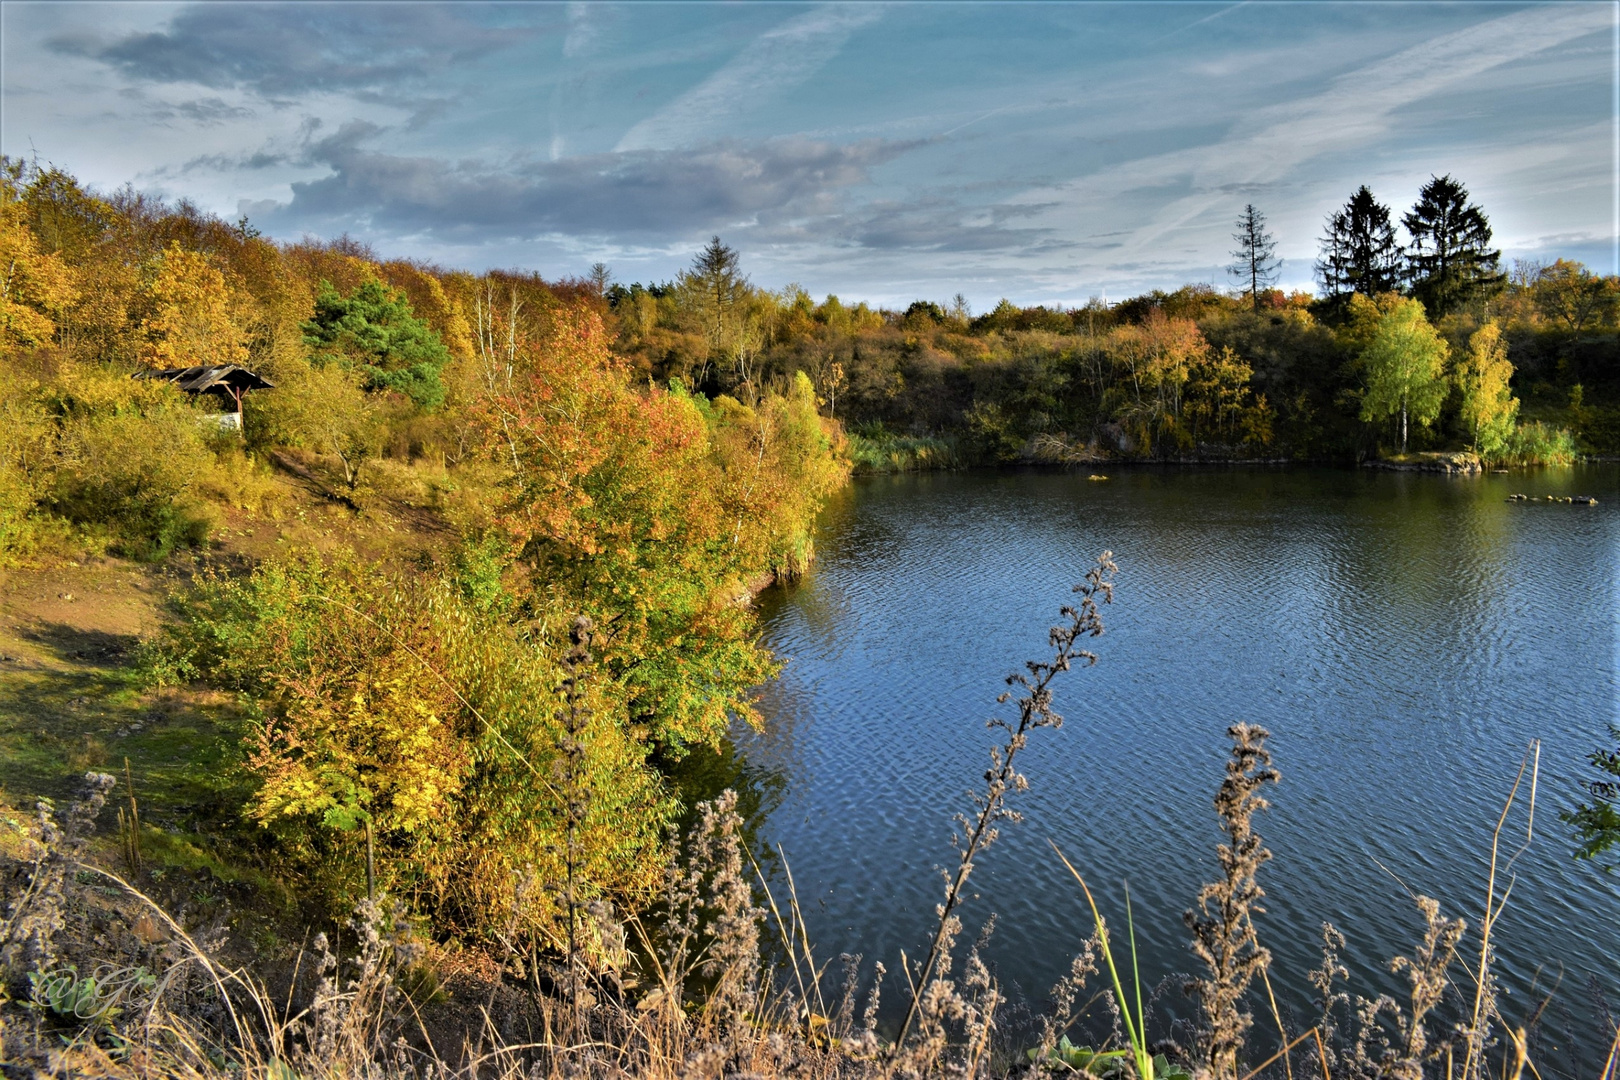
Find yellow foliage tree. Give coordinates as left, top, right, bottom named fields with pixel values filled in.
left=1340, top=291, right=1406, bottom=354
left=138, top=241, right=249, bottom=369
left=1103, top=311, right=1208, bottom=454
left=165, top=555, right=672, bottom=937
left=1185, top=345, right=1272, bottom=449
left=0, top=189, right=78, bottom=348
left=708, top=370, right=849, bottom=578
left=1357, top=295, right=1449, bottom=454
left=1456, top=321, right=1518, bottom=460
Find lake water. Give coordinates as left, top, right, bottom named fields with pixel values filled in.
left=730, top=465, right=1619, bottom=1072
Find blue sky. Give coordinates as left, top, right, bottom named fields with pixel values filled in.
left=2, top=1, right=1613, bottom=308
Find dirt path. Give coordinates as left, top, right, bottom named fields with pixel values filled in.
left=0, top=556, right=247, bottom=822
left=0, top=457, right=460, bottom=815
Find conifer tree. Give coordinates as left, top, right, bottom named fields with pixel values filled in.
left=303, top=278, right=452, bottom=411
left=1316, top=186, right=1403, bottom=302
left=1403, top=174, right=1503, bottom=316
left=1229, top=204, right=1279, bottom=311
left=684, top=236, right=748, bottom=352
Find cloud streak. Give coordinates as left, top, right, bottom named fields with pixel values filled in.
left=1025, top=2, right=1610, bottom=270
left=616, top=3, right=882, bottom=152
left=6, top=2, right=1606, bottom=299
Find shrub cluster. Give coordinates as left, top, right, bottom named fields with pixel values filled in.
left=0, top=360, right=226, bottom=562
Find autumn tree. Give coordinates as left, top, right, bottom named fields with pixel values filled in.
left=17, top=162, right=141, bottom=364
left=1455, top=321, right=1518, bottom=459
left=138, top=241, right=250, bottom=369
left=16, top=162, right=114, bottom=262
left=706, top=370, right=847, bottom=577
left=1532, top=260, right=1616, bottom=333
left=1317, top=186, right=1403, bottom=302
left=1229, top=204, right=1279, bottom=311
left=167, top=556, right=670, bottom=935
left=220, top=235, right=317, bottom=381
left=1185, top=345, right=1272, bottom=448
left=297, top=365, right=380, bottom=492
left=1358, top=295, right=1449, bottom=453
left=1403, top=174, right=1503, bottom=316
left=1103, top=311, right=1208, bottom=454
left=473, top=305, right=778, bottom=752
left=0, top=168, right=78, bottom=348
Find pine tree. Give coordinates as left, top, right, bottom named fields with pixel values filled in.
left=1403, top=174, right=1503, bottom=316
left=1316, top=186, right=1403, bottom=303
left=680, top=237, right=751, bottom=376
left=302, top=279, right=452, bottom=411
left=1229, top=204, right=1279, bottom=311
left=691, top=237, right=745, bottom=331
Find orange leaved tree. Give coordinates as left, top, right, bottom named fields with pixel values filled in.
left=474, top=302, right=778, bottom=754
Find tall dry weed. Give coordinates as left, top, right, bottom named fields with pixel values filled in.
left=1348, top=896, right=1466, bottom=1080
left=0, top=771, right=115, bottom=974
left=1184, top=723, right=1279, bottom=1080
left=1308, top=924, right=1350, bottom=1079
left=892, top=551, right=1116, bottom=1058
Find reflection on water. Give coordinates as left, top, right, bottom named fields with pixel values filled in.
left=734, top=465, right=1619, bottom=1071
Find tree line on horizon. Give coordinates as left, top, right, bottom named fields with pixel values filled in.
left=3, top=154, right=1612, bottom=477
left=603, top=175, right=1611, bottom=465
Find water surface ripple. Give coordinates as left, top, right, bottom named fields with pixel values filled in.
left=735, top=465, right=1619, bottom=1071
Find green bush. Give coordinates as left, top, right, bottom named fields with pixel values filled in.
left=244, top=360, right=381, bottom=491
left=52, top=404, right=214, bottom=560
left=1574, top=404, right=1620, bottom=453
left=0, top=371, right=56, bottom=565
left=0, top=455, right=44, bottom=567
left=0, top=362, right=219, bottom=561
left=1502, top=420, right=1578, bottom=466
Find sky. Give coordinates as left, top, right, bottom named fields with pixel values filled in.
left=1, top=1, right=1614, bottom=309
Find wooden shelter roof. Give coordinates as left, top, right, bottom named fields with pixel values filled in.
left=131, top=365, right=275, bottom=393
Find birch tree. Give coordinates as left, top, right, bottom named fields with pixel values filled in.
left=1358, top=296, right=1448, bottom=454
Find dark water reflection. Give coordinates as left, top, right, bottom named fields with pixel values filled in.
left=734, top=465, right=1619, bottom=1072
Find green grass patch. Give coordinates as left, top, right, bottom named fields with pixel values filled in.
left=848, top=427, right=962, bottom=473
